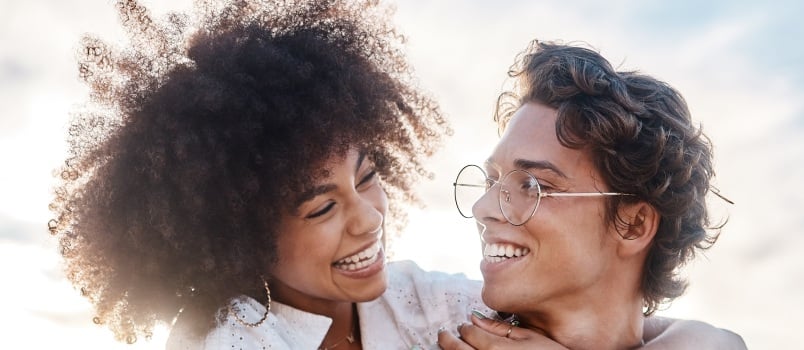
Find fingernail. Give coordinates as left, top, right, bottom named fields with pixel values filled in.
left=437, top=326, right=445, bottom=334
left=456, top=322, right=464, bottom=332
left=471, top=309, right=487, bottom=319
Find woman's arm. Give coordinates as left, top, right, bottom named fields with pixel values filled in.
left=436, top=314, right=746, bottom=350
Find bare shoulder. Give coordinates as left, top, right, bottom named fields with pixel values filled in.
left=643, top=317, right=747, bottom=350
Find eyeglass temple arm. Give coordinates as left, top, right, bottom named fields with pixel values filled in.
left=543, top=192, right=633, bottom=198
left=453, top=183, right=486, bottom=188
left=709, top=185, right=735, bottom=204
left=546, top=190, right=734, bottom=205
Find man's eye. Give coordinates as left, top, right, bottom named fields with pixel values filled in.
left=306, top=202, right=335, bottom=219
left=484, top=178, right=496, bottom=191
left=535, top=180, right=557, bottom=193
left=524, top=177, right=540, bottom=190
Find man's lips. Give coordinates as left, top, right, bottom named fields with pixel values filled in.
left=483, top=242, right=530, bottom=263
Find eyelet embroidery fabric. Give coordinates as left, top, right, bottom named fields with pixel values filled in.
left=166, top=260, right=485, bottom=350
left=360, top=261, right=487, bottom=349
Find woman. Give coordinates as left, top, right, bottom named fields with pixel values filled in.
left=49, top=0, right=475, bottom=348
left=49, top=1, right=740, bottom=348
left=440, top=40, right=746, bottom=349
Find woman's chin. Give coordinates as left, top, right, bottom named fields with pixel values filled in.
left=358, top=280, right=387, bottom=302
left=343, top=268, right=388, bottom=302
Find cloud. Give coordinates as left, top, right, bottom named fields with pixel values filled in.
left=0, top=214, right=45, bottom=244
left=1, top=0, right=800, bottom=348
left=0, top=58, right=36, bottom=134
left=0, top=58, right=32, bottom=85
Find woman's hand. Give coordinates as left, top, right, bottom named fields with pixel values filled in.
left=437, top=313, right=568, bottom=350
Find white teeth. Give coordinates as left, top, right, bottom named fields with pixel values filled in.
left=483, top=243, right=530, bottom=262
left=335, top=250, right=379, bottom=271
left=334, top=241, right=382, bottom=271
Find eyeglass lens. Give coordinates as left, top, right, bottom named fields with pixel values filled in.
left=499, top=170, right=541, bottom=226
left=453, top=165, right=542, bottom=225
left=453, top=165, right=487, bottom=218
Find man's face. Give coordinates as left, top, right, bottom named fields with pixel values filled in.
left=475, top=102, right=622, bottom=320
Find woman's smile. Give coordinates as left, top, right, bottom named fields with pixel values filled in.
left=332, top=237, right=386, bottom=278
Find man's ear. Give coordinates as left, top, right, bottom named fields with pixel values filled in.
left=616, top=202, right=659, bottom=258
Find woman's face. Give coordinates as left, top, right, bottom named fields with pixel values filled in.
left=474, top=102, right=621, bottom=318
left=269, top=148, right=389, bottom=311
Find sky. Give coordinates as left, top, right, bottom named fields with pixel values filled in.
left=1, top=0, right=802, bottom=348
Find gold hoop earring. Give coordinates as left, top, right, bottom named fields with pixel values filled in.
left=231, top=275, right=271, bottom=328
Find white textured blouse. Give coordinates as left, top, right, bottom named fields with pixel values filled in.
left=166, top=260, right=485, bottom=350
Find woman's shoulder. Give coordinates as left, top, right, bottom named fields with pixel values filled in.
left=166, top=296, right=331, bottom=350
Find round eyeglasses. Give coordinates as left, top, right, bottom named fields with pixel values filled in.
left=453, top=164, right=634, bottom=226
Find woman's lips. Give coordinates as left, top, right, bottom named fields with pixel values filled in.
left=333, top=240, right=383, bottom=271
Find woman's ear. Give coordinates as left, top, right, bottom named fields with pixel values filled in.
left=616, top=202, right=659, bottom=258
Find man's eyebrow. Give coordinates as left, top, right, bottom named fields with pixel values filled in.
left=483, top=158, right=567, bottom=178
left=514, top=158, right=568, bottom=178
left=482, top=159, right=499, bottom=176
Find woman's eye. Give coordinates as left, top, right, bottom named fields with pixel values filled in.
left=358, top=170, right=378, bottom=187
left=306, top=202, right=335, bottom=219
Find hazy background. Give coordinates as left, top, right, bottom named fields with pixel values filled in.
left=1, top=0, right=801, bottom=348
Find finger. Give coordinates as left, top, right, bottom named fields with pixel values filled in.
left=469, top=314, right=524, bottom=340
left=437, top=326, right=475, bottom=350
left=457, top=321, right=515, bottom=348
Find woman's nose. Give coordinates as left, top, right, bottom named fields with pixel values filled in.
left=347, top=190, right=386, bottom=236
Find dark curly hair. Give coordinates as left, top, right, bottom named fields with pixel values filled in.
left=494, top=40, right=721, bottom=316
left=48, top=0, right=450, bottom=343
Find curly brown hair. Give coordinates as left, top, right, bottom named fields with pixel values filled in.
left=495, top=40, right=721, bottom=316
left=48, top=0, right=450, bottom=343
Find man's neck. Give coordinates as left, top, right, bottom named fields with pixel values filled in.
left=518, top=294, right=645, bottom=349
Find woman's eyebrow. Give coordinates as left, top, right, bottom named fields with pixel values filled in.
left=355, top=151, right=366, bottom=174
left=295, top=183, right=336, bottom=208
left=295, top=151, right=367, bottom=208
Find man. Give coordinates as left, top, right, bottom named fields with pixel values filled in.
left=441, top=40, right=745, bottom=349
